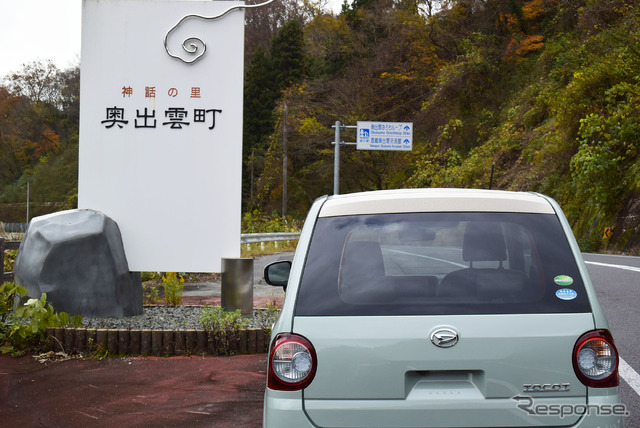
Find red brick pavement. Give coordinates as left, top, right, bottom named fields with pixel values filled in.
left=0, top=353, right=267, bottom=427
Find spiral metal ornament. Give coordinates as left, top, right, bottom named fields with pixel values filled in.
left=164, top=0, right=278, bottom=64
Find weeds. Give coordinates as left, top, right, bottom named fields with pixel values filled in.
left=162, top=272, right=184, bottom=306
left=254, top=301, right=281, bottom=333
left=0, top=285, right=82, bottom=355
left=142, top=283, right=160, bottom=305
left=3, top=249, right=17, bottom=273
left=200, top=305, right=249, bottom=332
left=200, top=305, right=249, bottom=355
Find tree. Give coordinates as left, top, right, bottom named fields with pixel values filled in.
left=245, top=0, right=307, bottom=62
left=243, top=20, right=308, bottom=209
left=57, top=66, right=81, bottom=143
left=0, top=61, right=80, bottom=209
left=244, top=19, right=307, bottom=157
left=3, top=60, right=62, bottom=105
left=244, top=47, right=278, bottom=155
left=269, top=20, right=307, bottom=91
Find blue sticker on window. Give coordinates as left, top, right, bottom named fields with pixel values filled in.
left=556, top=288, right=577, bottom=301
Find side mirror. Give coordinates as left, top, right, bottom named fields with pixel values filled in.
left=264, top=261, right=291, bottom=290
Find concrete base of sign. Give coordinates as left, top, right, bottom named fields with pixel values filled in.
left=14, top=209, right=142, bottom=318
left=221, top=258, right=254, bottom=316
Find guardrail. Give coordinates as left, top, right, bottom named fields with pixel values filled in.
left=1, top=233, right=300, bottom=283
left=240, top=232, right=300, bottom=244
left=1, top=223, right=28, bottom=233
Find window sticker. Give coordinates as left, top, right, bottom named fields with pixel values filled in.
left=554, top=275, right=574, bottom=286
left=556, top=288, right=578, bottom=301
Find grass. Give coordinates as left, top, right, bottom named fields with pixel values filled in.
left=241, top=240, right=298, bottom=258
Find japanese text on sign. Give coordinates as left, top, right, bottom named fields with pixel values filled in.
left=100, top=85, right=222, bottom=131
left=356, top=121, right=413, bottom=151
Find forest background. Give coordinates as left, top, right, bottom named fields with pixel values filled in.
left=1, top=0, right=640, bottom=253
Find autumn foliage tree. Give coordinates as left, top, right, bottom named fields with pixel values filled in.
left=3, top=0, right=640, bottom=252
left=0, top=60, right=79, bottom=220
left=241, top=0, right=640, bottom=253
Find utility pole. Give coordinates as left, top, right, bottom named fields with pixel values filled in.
left=334, top=120, right=340, bottom=195
left=282, top=104, right=288, bottom=217
left=26, top=181, right=30, bottom=224
left=489, top=163, right=495, bottom=190
left=250, top=149, right=255, bottom=207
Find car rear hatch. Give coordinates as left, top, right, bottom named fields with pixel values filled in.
left=295, top=313, right=590, bottom=428
left=291, top=210, right=595, bottom=428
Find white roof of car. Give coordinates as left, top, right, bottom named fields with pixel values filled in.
left=319, top=188, right=556, bottom=217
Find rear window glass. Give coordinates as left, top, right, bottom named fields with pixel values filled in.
left=295, top=212, right=591, bottom=316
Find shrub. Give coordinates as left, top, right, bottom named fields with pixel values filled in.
left=200, top=305, right=249, bottom=355
left=140, top=271, right=161, bottom=282
left=3, top=249, right=17, bottom=273
left=200, top=305, right=249, bottom=332
left=162, top=272, right=184, bottom=306
left=0, top=287, right=82, bottom=355
left=0, top=282, right=26, bottom=323
left=254, top=301, right=281, bottom=333
left=142, top=283, right=160, bottom=305
left=242, top=209, right=302, bottom=233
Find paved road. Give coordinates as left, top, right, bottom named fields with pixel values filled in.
left=583, top=253, right=640, bottom=427
left=1, top=252, right=637, bottom=427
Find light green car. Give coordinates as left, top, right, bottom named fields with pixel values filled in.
left=263, top=189, right=624, bottom=428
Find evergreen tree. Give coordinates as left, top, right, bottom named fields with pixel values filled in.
left=242, top=20, right=307, bottom=208
left=243, top=47, right=277, bottom=155
left=269, top=20, right=307, bottom=92
left=243, top=20, right=306, bottom=157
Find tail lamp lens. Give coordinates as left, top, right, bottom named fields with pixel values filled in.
left=268, top=334, right=317, bottom=391
left=573, top=330, right=619, bottom=388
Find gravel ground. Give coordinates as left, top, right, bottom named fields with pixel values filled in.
left=81, top=306, right=277, bottom=330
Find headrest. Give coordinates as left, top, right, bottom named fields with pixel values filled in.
left=462, top=222, right=507, bottom=262
left=339, top=240, right=391, bottom=303
left=341, top=241, right=385, bottom=276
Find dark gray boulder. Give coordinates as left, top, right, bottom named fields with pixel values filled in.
left=14, top=209, right=142, bottom=317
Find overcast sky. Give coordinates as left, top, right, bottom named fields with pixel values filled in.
left=0, top=0, right=344, bottom=80
left=1, top=0, right=81, bottom=79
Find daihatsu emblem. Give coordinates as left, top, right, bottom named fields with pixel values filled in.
left=430, top=328, right=459, bottom=348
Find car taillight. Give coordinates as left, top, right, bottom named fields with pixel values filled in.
left=573, top=329, right=619, bottom=388
left=268, top=333, right=317, bottom=391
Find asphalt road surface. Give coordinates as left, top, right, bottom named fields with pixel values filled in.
left=583, top=253, right=640, bottom=427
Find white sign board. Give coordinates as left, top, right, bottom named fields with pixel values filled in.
left=78, top=0, right=244, bottom=272
left=357, top=121, right=413, bottom=151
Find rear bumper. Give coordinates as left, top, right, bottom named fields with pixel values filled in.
left=263, top=389, right=315, bottom=428
left=571, top=392, right=625, bottom=427
left=262, top=389, right=625, bottom=428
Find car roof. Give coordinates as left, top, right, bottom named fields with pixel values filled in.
left=318, top=188, right=556, bottom=217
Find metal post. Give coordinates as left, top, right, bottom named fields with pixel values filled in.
left=250, top=149, right=254, bottom=206
left=334, top=121, right=341, bottom=195
left=26, top=181, right=29, bottom=224
left=221, top=258, right=254, bottom=316
left=489, top=164, right=495, bottom=190
left=282, top=104, right=288, bottom=217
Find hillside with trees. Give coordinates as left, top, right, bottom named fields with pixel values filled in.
left=0, top=60, right=79, bottom=221
left=2, top=0, right=640, bottom=252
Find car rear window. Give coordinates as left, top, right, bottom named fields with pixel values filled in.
left=294, top=212, right=591, bottom=316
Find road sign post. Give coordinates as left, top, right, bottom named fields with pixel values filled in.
left=334, top=121, right=340, bottom=195
left=331, top=121, right=413, bottom=195
left=356, top=121, right=413, bottom=151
